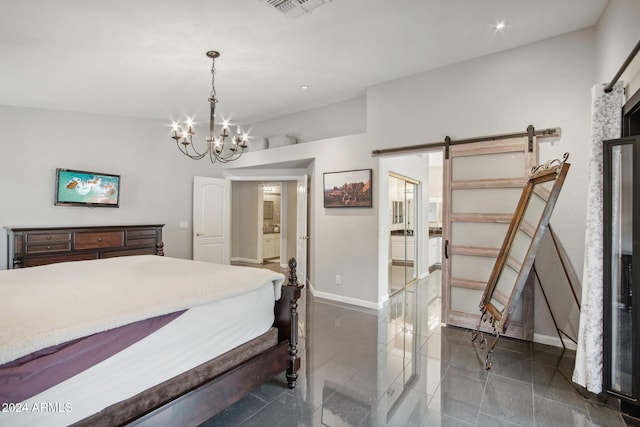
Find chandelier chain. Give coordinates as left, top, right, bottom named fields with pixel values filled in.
left=210, top=56, right=217, bottom=100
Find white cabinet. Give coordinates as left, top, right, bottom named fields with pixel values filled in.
left=429, top=237, right=442, bottom=267
left=262, top=233, right=280, bottom=259
left=391, top=235, right=414, bottom=262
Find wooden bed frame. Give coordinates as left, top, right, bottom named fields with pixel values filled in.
left=74, top=258, right=303, bottom=427
left=5, top=225, right=302, bottom=427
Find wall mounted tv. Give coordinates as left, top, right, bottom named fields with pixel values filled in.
left=55, top=168, right=120, bottom=207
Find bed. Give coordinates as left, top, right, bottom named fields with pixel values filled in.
left=0, top=254, right=303, bottom=426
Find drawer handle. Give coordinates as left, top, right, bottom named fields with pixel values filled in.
left=47, top=236, right=52, bottom=240
left=97, top=238, right=103, bottom=242
left=47, top=246, right=51, bottom=250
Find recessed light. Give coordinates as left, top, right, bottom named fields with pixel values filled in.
left=300, top=84, right=309, bottom=90
left=493, top=21, right=506, bottom=31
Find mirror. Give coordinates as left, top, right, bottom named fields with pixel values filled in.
left=472, top=153, right=570, bottom=368
left=263, top=200, right=274, bottom=219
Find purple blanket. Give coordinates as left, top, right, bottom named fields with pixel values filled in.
left=0, top=310, right=184, bottom=404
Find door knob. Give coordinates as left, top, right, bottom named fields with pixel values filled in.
left=196, top=232, right=203, bottom=237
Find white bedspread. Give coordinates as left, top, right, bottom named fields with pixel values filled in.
left=0, top=256, right=285, bottom=365
left=7, top=283, right=279, bottom=427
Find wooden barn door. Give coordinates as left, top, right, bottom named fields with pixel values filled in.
left=442, top=135, right=537, bottom=339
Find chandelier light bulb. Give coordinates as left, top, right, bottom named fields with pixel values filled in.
left=493, top=21, right=506, bottom=31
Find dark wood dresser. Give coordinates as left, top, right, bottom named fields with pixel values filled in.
left=6, top=224, right=164, bottom=269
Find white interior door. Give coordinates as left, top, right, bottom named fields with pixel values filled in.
left=193, top=176, right=230, bottom=264
left=296, top=175, right=308, bottom=285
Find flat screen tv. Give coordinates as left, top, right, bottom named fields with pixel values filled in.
left=55, top=168, right=120, bottom=207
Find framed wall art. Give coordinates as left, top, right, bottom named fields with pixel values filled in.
left=323, top=169, right=372, bottom=208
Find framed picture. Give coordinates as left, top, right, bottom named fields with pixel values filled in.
left=323, top=169, right=372, bottom=208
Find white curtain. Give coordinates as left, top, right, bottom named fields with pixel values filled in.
left=573, top=81, right=624, bottom=393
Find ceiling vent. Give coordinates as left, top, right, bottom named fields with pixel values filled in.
left=263, top=0, right=330, bottom=18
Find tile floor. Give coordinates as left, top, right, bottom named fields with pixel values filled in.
left=201, top=272, right=635, bottom=427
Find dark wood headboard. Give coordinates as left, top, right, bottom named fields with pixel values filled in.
left=5, top=225, right=164, bottom=269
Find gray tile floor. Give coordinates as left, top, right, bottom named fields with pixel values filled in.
left=201, top=273, right=635, bottom=426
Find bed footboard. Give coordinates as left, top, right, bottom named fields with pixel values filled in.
left=274, top=258, right=304, bottom=389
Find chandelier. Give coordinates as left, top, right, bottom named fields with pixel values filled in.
left=170, top=51, right=248, bottom=163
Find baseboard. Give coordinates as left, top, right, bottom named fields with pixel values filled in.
left=307, top=283, right=385, bottom=310
left=230, top=257, right=261, bottom=265
left=533, top=333, right=577, bottom=350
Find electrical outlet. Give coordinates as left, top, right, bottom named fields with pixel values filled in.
left=335, top=275, right=341, bottom=285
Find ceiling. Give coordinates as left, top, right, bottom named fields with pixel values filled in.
left=0, top=0, right=608, bottom=126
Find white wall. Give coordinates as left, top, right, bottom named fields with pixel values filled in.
left=595, top=0, right=640, bottom=92
left=249, top=96, right=366, bottom=143
left=230, top=181, right=260, bottom=261
left=428, top=154, right=443, bottom=201
left=0, top=105, right=230, bottom=270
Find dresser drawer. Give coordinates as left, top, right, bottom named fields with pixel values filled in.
left=126, top=237, right=158, bottom=247
left=126, top=228, right=158, bottom=247
left=26, top=242, right=72, bottom=254
left=26, top=232, right=72, bottom=244
left=74, top=231, right=124, bottom=249
left=126, top=229, right=157, bottom=239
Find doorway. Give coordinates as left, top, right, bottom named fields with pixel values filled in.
left=231, top=181, right=295, bottom=269
left=428, top=152, right=443, bottom=273
left=261, top=183, right=283, bottom=266
left=388, top=173, right=419, bottom=295
left=228, top=175, right=308, bottom=284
